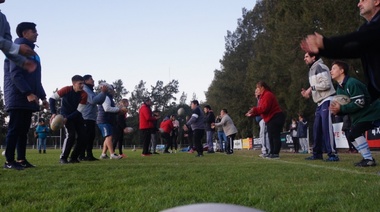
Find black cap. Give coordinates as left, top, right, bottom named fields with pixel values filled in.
left=16, top=22, right=36, bottom=38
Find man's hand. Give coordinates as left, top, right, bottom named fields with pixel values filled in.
left=42, top=100, right=49, bottom=109
left=329, top=101, right=341, bottom=115
left=100, top=84, right=108, bottom=93
left=300, top=32, right=324, bottom=53
left=27, top=93, right=39, bottom=104
left=301, top=87, right=312, bottom=99
left=23, top=59, right=37, bottom=73
left=18, top=44, right=36, bottom=57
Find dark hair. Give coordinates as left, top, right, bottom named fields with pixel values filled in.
left=38, top=118, right=45, bottom=123
left=221, top=108, right=228, bottom=114
left=191, top=100, right=199, bottom=106
left=71, top=75, right=84, bottom=82
left=83, top=74, right=92, bottom=81
left=332, top=60, right=349, bottom=75
left=204, top=105, right=211, bottom=110
left=256, top=81, right=272, bottom=92
left=16, top=22, right=36, bottom=38
left=306, top=52, right=320, bottom=61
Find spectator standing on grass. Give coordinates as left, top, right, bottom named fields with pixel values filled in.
left=290, top=118, right=300, bottom=153
left=185, top=100, right=205, bottom=157
left=4, top=22, right=49, bottom=170
left=255, top=90, right=270, bottom=158
left=139, top=97, right=160, bottom=156
left=80, top=74, right=107, bottom=161
left=215, top=115, right=226, bottom=152
left=150, top=110, right=161, bottom=154
left=184, top=115, right=194, bottom=153
left=113, top=99, right=129, bottom=158
left=301, top=52, right=338, bottom=162
left=50, top=75, right=87, bottom=164
left=297, top=114, right=309, bottom=154
left=212, top=109, right=238, bottom=155
left=245, top=81, right=285, bottom=159
left=203, top=105, right=215, bottom=153
left=36, top=118, right=49, bottom=154
left=97, top=84, right=127, bottom=160
left=329, top=60, right=378, bottom=167
left=171, top=115, right=179, bottom=153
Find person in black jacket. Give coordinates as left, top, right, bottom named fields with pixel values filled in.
left=3, top=22, right=48, bottom=170
left=301, top=0, right=380, bottom=100
left=203, top=105, right=215, bottom=153
left=113, top=99, right=129, bottom=158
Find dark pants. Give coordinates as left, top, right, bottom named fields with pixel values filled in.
left=82, top=120, right=96, bottom=158
left=5, top=109, right=32, bottom=162
left=61, top=118, right=85, bottom=160
left=140, top=129, right=152, bottom=154
left=267, top=112, right=285, bottom=155
left=226, top=133, right=236, bottom=154
left=193, top=129, right=204, bottom=155
left=113, top=126, right=124, bottom=154
left=292, top=137, right=300, bottom=152
left=346, top=121, right=377, bottom=142
left=162, top=132, right=172, bottom=152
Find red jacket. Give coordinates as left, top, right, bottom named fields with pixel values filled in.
left=160, top=119, right=174, bottom=134
left=248, top=90, right=282, bottom=123
left=139, top=103, right=157, bottom=129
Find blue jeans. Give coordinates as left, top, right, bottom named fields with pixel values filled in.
left=38, top=137, right=47, bottom=150
left=217, top=131, right=227, bottom=151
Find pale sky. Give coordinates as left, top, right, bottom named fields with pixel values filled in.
left=1, top=0, right=254, bottom=102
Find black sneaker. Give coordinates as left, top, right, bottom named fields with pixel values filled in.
left=60, top=158, right=69, bottom=164
left=354, top=158, right=376, bottom=167
left=195, top=154, right=204, bottom=157
left=267, top=154, right=280, bottom=159
left=305, top=155, right=323, bottom=160
left=86, top=156, right=99, bottom=161
left=4, top=161, right=24, bottom=170
left=68, top=158, right=80, bottom=163
left=17, top=160, right=36, bottom=168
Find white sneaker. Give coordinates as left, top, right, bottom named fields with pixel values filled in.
left=99, top=154, right=109, bottom=159
left=110, top=154, right=122, bottom=159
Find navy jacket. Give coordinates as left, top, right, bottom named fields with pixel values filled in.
left=4, top=37, right=46, bottom=112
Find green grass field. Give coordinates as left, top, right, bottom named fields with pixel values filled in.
left=1, top=148, right=379, bottom=211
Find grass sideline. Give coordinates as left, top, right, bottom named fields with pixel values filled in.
left=0, top=149, right=380, bottom=211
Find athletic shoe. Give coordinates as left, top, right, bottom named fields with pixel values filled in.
left=68, top=158, right=80, bottom=163
left=259, top=154, right=269, bottom=158
left=226, top=151, right=233, bottom=155
left=99, top=154, right=109, bottom=159
left=141, top=154, right=151, bottom=157
left=153, top=152, right=159, bottom=155
left=267, top=154, right=280, bottom=159
left=163, top=151, right=171, bottom=154
left=17, top=160, right=36, bottom=168
left=305, top=155, right=323, bottom=160
left=86, top=156, right=99, bottom=161
left=110, top=154, right=122, bottom=159
left=4, top=161, right=24, bottom=170
left=354, top=158, right=376, bottom=167
left=325, top=155, right=340, bottom=162
left=195, top=154, right=204, bottom=157
left=60, top=158, right=69, bottom=164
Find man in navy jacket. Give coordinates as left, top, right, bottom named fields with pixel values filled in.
left=4, top=22, right=48, bottom=170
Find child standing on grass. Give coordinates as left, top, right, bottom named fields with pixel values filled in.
left=36, top=118, right=49, bottom=154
